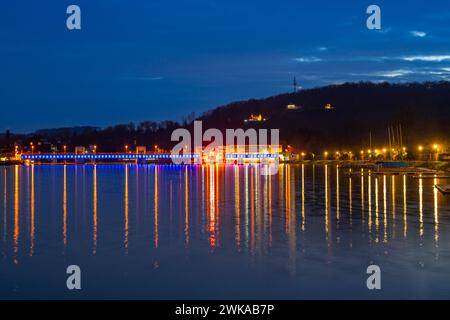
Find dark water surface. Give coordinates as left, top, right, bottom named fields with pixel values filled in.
left=0, top=164, right=449, bottom=299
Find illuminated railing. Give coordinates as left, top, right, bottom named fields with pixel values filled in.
left=21, top=153, right=279, bottom=162
left=21, top=153, right=199, bottom=160
left=225, top=154, right=278, bottom=159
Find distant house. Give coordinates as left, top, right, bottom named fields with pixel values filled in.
left=136, top=146, right=147, bottom=154
left=324, top=103, right=334, bottom=110
left=244, top=114, right=267, bottom=122
left=75, top=146, right=86, bottom=154
left=286, top=104, right=301, bottom=110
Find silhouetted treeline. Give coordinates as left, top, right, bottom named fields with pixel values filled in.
left=1, top=81, right=449, bottom=154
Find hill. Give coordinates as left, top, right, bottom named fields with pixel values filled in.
left=197, top=81, right=450, bottom=151
left=2, top=81, right=449, bottom=153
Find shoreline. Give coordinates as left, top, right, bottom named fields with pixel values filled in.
left=1, top=159, right=449, bottom=172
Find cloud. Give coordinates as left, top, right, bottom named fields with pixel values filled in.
left=294, top=57, right=322, bottom=63
left=351, top=67, right=450, bottom=79
left=375, top=70, right=413, bottom=78
left=410, top=30, right=427, bottom=38
left=291, top=54, right=450, bottom=64
left=317, top=47, right=328, bottom=52
left=402, top=55, right=450, bottom=62
left=127, top=76, right=164, bottom=81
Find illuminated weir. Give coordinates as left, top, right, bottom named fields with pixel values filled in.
left=20, top=145, right=281, bottom=165
left=21, top=153, right=197, bottom=162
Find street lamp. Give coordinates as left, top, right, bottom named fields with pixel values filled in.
left=417, top=145, right=424, bottom=161
left=125, top=145, right=129, bottom=153
left=432, top=144, right=440, bottom=161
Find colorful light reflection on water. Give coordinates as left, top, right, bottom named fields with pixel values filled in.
left=0, top=164, right=449, bottom=299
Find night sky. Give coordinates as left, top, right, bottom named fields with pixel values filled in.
left=1, top=0, right=449, bottom=132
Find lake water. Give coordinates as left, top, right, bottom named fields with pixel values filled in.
left=0, top=164, right=449, bottom=299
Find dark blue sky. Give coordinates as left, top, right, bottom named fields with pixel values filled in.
left=1, top=0, right=449, bottom=132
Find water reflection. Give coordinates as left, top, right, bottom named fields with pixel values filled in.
left=93, top=165, right=97, bottom=255
left=368, top=173, right=372, bottom=234
left=324, top=165, right=330, bottom=240
left=391, top=176, right=396, bottom=238
left=154, top=165, right=159, bottom=249
left=348, top=172, right=353, bottom=225
left=375, top=176, right=379, bottom=238
left=383, top=175, right=387, bottom=243
left=434, top=177, right=439, bottom=248
left=3, top=168, right=6, bottom=242
left=336, top=166, right=340, bottom=224
left=403, top=174, right=407, bottom=238
left=0, top=164, right=449, bottom=298
left=124, top=165, right=129, bottom=254
left=63, top=165, right=67, bottom=247
left=30, top=165, right=35, bottom=256
left=234, top=166, right=240, bottom=250
left=301, top=164, right=305, bottom=231
left=244, top=165, right=249, bottom=251
left=182, top=167, right=188, bottom=246
left=13, top=166, right=19, bottom=264
left=419, top=176, right=424, bottom=238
